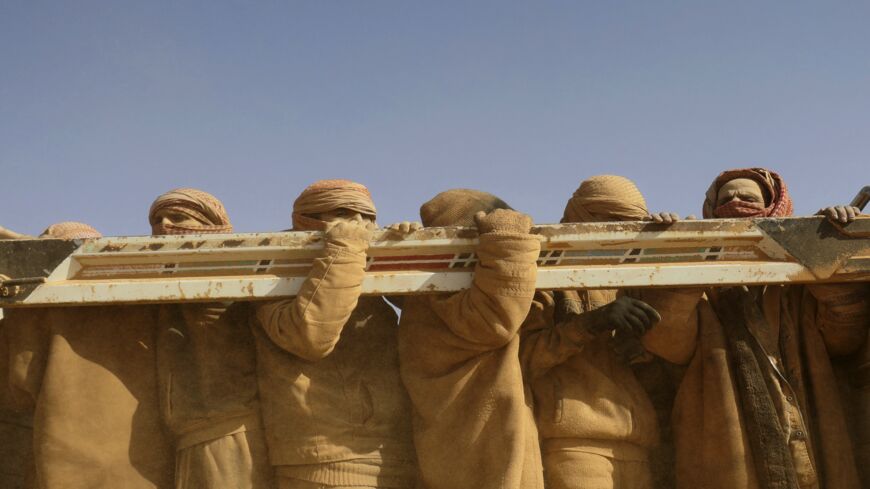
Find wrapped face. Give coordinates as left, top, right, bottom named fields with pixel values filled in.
left=309, top=208, right=376, bottom=225
left=715, top=178, right=766, bottom=207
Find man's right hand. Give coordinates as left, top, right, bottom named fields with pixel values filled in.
left=585, top=296, right=662, bottom=337
left=473, top=209, right=533, bottom=235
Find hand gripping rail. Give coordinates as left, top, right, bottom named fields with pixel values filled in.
left=0, top=217, right=868, bottom=307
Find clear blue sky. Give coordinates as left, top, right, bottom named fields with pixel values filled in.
left=2, top=1, right=869, bottom=236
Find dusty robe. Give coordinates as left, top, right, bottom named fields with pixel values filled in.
left=0, top=313, right=34, bottom=489
left=4, top=306, right=173, bottom=489
left=398, top=232, right=543, bottom=489
left=156, top=302, right=271, bottom=489
left=649, top=284, right=867, bottom=489
left=253, top=230, right=415, bottom=488
left=520, top=289, right=659, bottom=489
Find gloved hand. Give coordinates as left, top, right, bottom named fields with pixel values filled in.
left=473, top=209, right=533, bottom=235
left=324, top=219, right=375, bottom=247
left=817, top=205, right=863, bottom=224
left=583, top=296, right=662, bottom=337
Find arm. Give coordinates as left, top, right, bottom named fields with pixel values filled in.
left=428, top=210, right=540, bottom=350
left=628, top=287, right=705, bottom=365
left=254, top=221, right=371, bottom=361
left=807, top=283, right=869, bottom=357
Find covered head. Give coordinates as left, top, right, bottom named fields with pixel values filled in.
left=562, top=175, right=649, bottom=223
left=292, top=179, right=377, bottom=231
left=149, top=188, right=233, bottom=235
left=40, top=222, right=102, bottom=239
left=420, top=189, right=511, bottom=227
left=702, top=167, right=793, bottom=218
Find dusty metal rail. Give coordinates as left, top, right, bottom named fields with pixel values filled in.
left=0, top=217, right=868, bottom=307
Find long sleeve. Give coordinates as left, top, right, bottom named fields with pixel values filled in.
left=3, top=308, right=49, bottom=412
left=254, top=233, right=368, bottom=361
left=629, top=288, right=704, bottom=365
left=428, top=233, right=540, bottom=351
left=807, top=283, right=870, bottom=357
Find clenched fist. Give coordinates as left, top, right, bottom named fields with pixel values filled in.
left=586, top=296, right=662, bottom=337
left=473, top=209, right=533, bottom=235
left=324, top=219, right=375, bottom=244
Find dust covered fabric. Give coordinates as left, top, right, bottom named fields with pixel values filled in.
left=149, top=188, right=233, bottom=234
left=562, top=175, right=649, bottom=223
left=291, top=179, right=376, bottom=230
left=40, top=221, right=102, bottom=239
left=702, top=167, right=793, bottom=218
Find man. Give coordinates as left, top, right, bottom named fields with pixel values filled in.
left=649, top=168, right=868, bottom=489
left=398, top=189, right=544, bottom=489
left=150, top=188, right=272, bottom=489
left=520, top=175, right=687, bottom=489
left=4, top=221, right=174, bottom=488
left=253, top=179, right=416, bottom=489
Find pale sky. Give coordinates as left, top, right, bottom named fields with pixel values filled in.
left=2, top=1, right=869, bottom=236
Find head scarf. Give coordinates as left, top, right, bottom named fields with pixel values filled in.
left=562, top=175, right=649, bottom=223
left=702, top=168, right=793, bottom=218
left=292, top=179, right=377, bottom=231
left=420, top=189, right=511, bottom=227
left=149, top=188, right=233, bottom=235
left=40, top=222, right=102, bottom=239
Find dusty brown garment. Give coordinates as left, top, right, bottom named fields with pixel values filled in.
left=0, top=315, right=35, bottom=489
left=291, top=179, right=377, bottom=230
left=255, top=180, right=415, bottom=488
left=151, top=187, right=272, bottom=489
left=654, top=284, right=867, bottom=489
left=39, top=221, right=102, bottom=239
left=520, top=289, right=659, bottom=480
left=149, top=188, right=233, bottom=235
left=419, top=188, right=511, bottom=227
left=561, top=175, right=648, bottom=223
left=843, top=285, right=870, bottom=487
left=398, top=228, right=543, bottom=489
left=4, top=306, right=173, bottom=489
left=542, top=450, right=653, bottom=489
left=157, top=303, right=272, bottom=488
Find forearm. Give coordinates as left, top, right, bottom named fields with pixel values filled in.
left=256, top=238, right=367, bottom=361
left=435, top=233, right=540, bottom=349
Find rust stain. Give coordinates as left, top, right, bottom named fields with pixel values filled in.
left=220, top=239, right=245, bottom=248
left=100, top=243, right=125, bottom=252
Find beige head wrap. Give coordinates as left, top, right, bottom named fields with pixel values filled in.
left=292, top=179, right=377, bottom=231
left=702, top=167, right=793, bottom=219
left=40, top=222, right=102, bottom=239
left=562, top=175, right=649, bottom=223
left=149, top=188, right=233, bottom=235
left=420, top=189, right=511, bottom=227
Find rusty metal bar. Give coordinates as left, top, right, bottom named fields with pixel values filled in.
left=0, top=217, right=867, bottom=307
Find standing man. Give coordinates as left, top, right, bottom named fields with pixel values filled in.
left=253, top=179, right=417, bottom=489
left=150, top=188, right=272, bottom=489
left=652, top=168, right=867, bottom=489
left=520, top=175, right=687, bottom=489
left=399, top=189, right=544, bottom=489
left=4, top=221, right=174, bottom=489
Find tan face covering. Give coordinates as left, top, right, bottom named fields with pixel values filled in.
left=713, top=179, right=768, bottom=218
left=149, top=188, right=233, bottom=235
left=702, top=167, right=793, bottom=218
left=292, top=179, right=377, bottom=231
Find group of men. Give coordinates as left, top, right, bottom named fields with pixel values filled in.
left=0, top=167, right=868, bottom=489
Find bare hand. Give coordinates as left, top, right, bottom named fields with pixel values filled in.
left=473, top=209, right=533, bottom=234
left=646, top=212, right=681, bottom=224
left=383, top=221, right=423, bottom=235
left=817, top=205, right=862, bottom=224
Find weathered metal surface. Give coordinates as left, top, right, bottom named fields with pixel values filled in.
left=0, top=217, right=867, bottom=306
left=852, top=185, right=870, bottom=211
